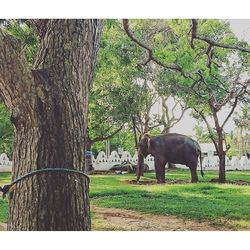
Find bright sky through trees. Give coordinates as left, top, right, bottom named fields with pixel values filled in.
left=157, top=19, right=250, bottom=137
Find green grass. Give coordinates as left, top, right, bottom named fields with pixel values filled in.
left=0, top=199, right=8, bottom=223
left=0, top=172, right=11, bottom=224
left=89, top=170, right=250, bottom=229
left=1, top=170, right=250, bottom=229
left=0, top=172, right=11, bottom=185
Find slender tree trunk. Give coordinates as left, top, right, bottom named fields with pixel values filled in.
left=86, top=134, right=94, bottom=173
left=218, top=153, right=226, bottom=183
left=131, top=115, right=139, bottom=149
left=217, top=130, right=226, bottom=183
left=0, top=19, right=103, bottom=230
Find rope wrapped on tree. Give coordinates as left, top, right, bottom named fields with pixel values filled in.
left=0, top=168, right=90, bottom=199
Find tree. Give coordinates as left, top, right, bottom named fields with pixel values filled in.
left=0, top=19, right=103, bottom=230
left=123, top=19, right=250, bottom=182
left=86, top=20, right=145, bottom=168
left=158, top=20, right=250, bottom=182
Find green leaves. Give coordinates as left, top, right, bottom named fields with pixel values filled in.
left=4, top=20, right=38, bottom=65
left=89, top=21, right=146, bottom=145
left=0, top=103, right=13, bottom=157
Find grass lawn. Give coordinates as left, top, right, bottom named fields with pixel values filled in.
left=1, top=169, right=250, bottom=229
left=0, top=172, right=11, bottom=223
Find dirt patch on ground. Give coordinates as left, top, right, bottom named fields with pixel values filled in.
left=0, top=207, right=233, bottom=231
left=227, top=180, right=250, bottom=186
left=91, top=206, right=229, bottom=231
left=89, top=170, right=115, bottom=175
left=127, top=179, right=250, bottom=186
left=210, top=179, right=250, bottom=186
left=126, top=179, right=189, bottom=185
left=0, top=222, right=7, bottom=231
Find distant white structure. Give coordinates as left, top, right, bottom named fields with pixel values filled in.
left=91, top=150, right=250, bottom=171
left=199, top=143, right=216, bottom=157
left=1, top=149, right=249, bottom=173
left=0, top=153, right=12, bottom=172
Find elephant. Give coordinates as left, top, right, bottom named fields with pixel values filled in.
left=137, top=133, right=204, bottom=183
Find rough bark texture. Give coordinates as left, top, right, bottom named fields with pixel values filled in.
left=217, top=130, right=226, bottom=183
left=210, top=105, right=226, bottom=183
left=0, top=19, right=103, bottom=230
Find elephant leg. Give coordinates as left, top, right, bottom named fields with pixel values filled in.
left=189, top=165, right=198, bottom=183
left=155, top=158, right=166, bottom=183
left=159, top=165, right=166, bottom=183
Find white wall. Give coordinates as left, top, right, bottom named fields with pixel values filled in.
left=1, top=151, right=249, bottom=172
left=91, top=151, right=250, bottom=171
left=0, top=153, right=12, bottom=172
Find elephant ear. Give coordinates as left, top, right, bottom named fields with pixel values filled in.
left=147, top=137, right=157, bottom=154
left=140, top=134, right=151, bottom=156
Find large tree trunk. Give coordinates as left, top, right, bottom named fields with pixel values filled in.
left=0, top=19, right=103, bottom=230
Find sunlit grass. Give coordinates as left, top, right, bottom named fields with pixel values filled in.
left=90, top=170, right=250, bottom=229
left=0, top=172, right=11, bottom=185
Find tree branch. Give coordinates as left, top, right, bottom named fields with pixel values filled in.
left=30, top=19, right=50, bottom=40
left=0, top=30, right=34, bottom=114
left=221, top=97, right=238, bottom=129
left=91, top=125, right=124, bottom=144
left=123, top=19, right=185, bottom=74
left=131, top=114, right=139, bottom=148
left=194, top=108, right=219, bottom=153
left=191, top=19, right=250, bottom=53
left=223, top=130, right=231, bottom=153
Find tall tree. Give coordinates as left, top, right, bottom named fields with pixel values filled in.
left=156, top=20, right=250, bottom=182
left=86, top=20, right=144, bottom=168
left=0, top=19, right=103, bottom=230
left=123, top=19, right=250, bottom=182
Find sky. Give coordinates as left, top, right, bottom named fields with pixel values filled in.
left=159, top=19, right=250, bottom=137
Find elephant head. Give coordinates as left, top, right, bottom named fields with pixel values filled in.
left=136, top=134, right=151, bottom=183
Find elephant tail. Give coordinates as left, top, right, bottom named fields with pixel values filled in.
left=199, top=149, right=204, bottom=177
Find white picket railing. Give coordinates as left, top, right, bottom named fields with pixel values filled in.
left=0, top=153, right=12, bottom=172
left=1, top=151, right=250, bottom=172
left=91, top=151, right=250, bottom=171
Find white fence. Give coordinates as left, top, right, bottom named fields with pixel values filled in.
left=0, top=153, right=12, bottom=172
left=91, top=151, right=250, bottom=171
left=1, top=151, right=250, bottom=172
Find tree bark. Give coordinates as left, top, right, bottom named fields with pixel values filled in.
left=208, top=102, right=226, bottom=183
left=218, top=152, right=226, bottom=183
left=0, top=19, right=103, bottom=230
left=217, top=130, right=226, bottom=183
left=86, top=133, right=94, bottom=173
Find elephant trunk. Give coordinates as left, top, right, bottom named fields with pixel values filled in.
left=137, top=149, right=144, bottom=183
